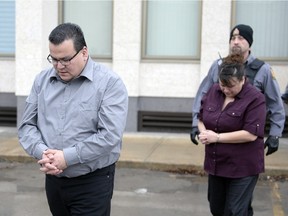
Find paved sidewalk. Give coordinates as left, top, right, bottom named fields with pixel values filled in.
left=1, top=127, right=288, bottom=176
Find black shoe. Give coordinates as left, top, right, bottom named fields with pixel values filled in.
left=282, top=93, right=288, bottom=103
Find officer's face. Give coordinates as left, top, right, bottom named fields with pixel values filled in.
left=229, top=28, right=250, bottom=59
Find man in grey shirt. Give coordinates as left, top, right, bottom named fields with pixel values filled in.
left=18, top=23, right=128, bottom=216
left=191, top=24, right=285, bottom=156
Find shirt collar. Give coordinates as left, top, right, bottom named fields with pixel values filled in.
left=216, top=79, right=250, bottom=99
left=236, top=80, right=249, bottom=99
left=245, top=54, right=255, bottom=65
left=79, top=57, right=93, bottom=81
left=49, top=57, right=94, bottom=83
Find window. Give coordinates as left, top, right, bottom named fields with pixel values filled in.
left=234, top=1, right=288, bottom=61
left=0, top=0, right=15, bottom=56
left=142, top=1, right=201, bottom=60
left=63, top=0, right=113, bottom=59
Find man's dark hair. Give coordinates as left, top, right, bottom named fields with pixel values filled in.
left=219, top=54, right=245, bottom=87
left=48, top=23, right=87, bottom=52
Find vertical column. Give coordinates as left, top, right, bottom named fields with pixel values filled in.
left=200, top=0, right=232, bottom=81
left=113, top=0, right=142, bottom=131
left=15, top=0, right=58, bottom=125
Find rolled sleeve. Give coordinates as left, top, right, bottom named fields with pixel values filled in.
left=242, top=94, right=266, bottom=137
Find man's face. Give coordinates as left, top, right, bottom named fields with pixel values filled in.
left=48, top=39, right=88, bottom=82
left=229, top=28, right=250, bottom=58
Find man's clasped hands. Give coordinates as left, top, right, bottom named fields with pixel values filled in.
left=38, top=149, right=67, bottom=175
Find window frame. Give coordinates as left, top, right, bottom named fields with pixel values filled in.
left=58, top=0, right=113, bottom=60
left=0, top=0, right=15, bottom=58
left=141, top=1, right=202, bottom=62
left=231, top=1, right=288, bottom=62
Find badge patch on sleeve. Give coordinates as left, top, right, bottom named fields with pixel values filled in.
left=270, top=67, right=276, bottom=80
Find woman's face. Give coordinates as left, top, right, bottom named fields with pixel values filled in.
left=219, top=77, right=245, bottom=98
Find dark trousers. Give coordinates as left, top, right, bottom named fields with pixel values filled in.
left=208, top=174, right=259, bottom=216
left=45, top=163, right=115, bottom=216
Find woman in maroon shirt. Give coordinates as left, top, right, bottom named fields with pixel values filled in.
left=198, top=54, right=266, bottom=216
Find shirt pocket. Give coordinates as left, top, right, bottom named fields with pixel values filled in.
left=203, top=105, right=218, bottom=123
left=204, top=105, right=217, bottom=112
left=226, top=110, right=242, bottom=118
left=77, top=101, right=99, bottom=125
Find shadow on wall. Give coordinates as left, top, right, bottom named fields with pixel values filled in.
left=0, top=107, right=17, bottom=127
left=1, top=107, right=287, bottom=137
left=138, top=111, right=288, bottom=137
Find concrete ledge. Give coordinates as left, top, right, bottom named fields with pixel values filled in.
left=1, top=131, right=288, bottom=177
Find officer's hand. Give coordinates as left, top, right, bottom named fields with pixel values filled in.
left=190, top=126, right=200, bottom=145
left=264, top=136, right=279, bottom=156
left=281, top=93, right=288, bottom=104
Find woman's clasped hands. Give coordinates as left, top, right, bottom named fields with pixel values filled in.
left=198, top=130, right=219, bottom=145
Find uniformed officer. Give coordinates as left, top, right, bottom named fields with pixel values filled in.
left=191, top=24, right=285, bottom=156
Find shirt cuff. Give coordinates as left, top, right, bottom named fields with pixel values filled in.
left=63, top=146, right=81, bottom=166
left=269, top=126, right=282, bottom=137
left=35, top=143, right=48, bottom=159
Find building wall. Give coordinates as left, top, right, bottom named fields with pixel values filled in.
left=0, top=0, right=287, bottom=131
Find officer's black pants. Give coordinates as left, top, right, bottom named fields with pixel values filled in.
left=208, top=174, right=259, bottom=216
left=45, top=163, right=115, bottom=216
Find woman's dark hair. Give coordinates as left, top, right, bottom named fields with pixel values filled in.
left=218, top=54, right=245, bottom=87
left=48, top=23, right=87, bottom=52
